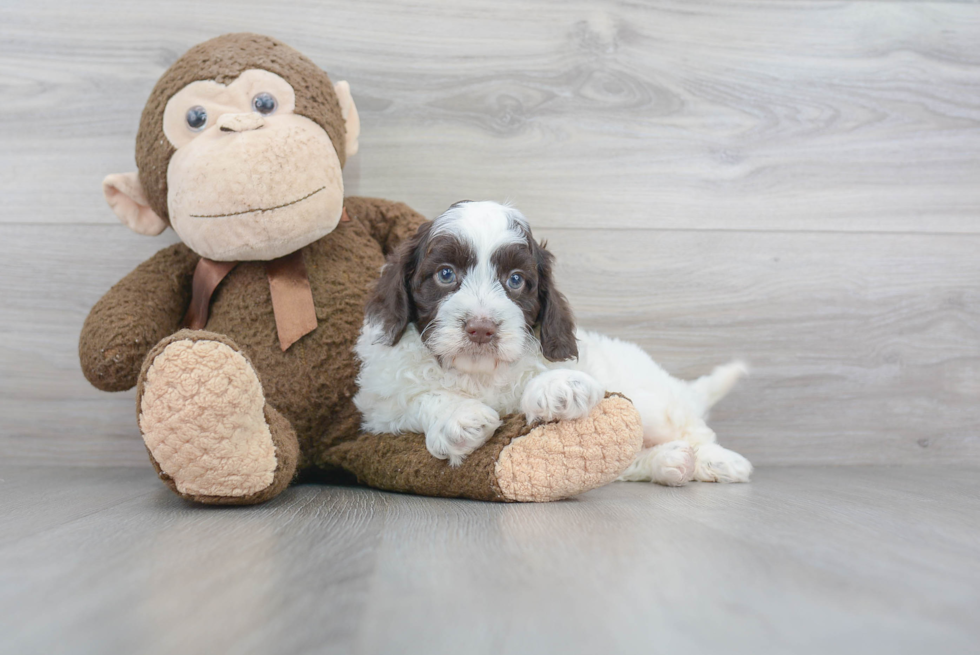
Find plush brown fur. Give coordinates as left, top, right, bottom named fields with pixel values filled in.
left=82, top=195, right=423, bottom=470
left=138, top=329, right=300, bottom=505
left=136, top=33, right=347, bottom=221
left=326, top=414, right=529, bottom=502
left=79, top=33, right=642, bottom=505
left=80, top=244, right=198, bottom=391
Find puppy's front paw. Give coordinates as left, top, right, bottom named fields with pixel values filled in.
left=427, top=400, right=502, bottom=467
left=521, top=369, right=605, bottom=423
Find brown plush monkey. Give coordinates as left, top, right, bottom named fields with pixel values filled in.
left=79, top=33, right=642, bottom=505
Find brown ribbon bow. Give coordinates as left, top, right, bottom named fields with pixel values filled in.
left=181, top=207, right=349, bottom=351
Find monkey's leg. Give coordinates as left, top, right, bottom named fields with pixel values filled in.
left=324, top=394, right=643, bottom=502
left=137, top=330, right=299, bottom=505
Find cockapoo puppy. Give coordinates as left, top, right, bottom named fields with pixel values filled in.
left=354, top=201, right=752, bottom=486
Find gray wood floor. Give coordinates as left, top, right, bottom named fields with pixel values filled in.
left=1, top=466, right=978, bottom=655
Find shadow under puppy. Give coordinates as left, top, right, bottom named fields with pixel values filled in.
left=355, top=201, right=751, bottom=486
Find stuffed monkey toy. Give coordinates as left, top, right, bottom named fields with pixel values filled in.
left=79, top=33, right=642, bottom=505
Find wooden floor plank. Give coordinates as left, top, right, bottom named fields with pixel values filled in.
left=1, top=466, right=976, bottom=655
left=0, top=466, right=153, bottom=549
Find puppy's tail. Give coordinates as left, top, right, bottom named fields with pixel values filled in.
left=690, top=360, right=748, bottom=414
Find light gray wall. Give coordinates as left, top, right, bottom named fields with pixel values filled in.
left=1, top=0, right=978, bottom=467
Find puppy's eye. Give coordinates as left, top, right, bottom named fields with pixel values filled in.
left=507, top=272, right=525, bottom=291
left=436, top=266, right=456, bottom=285
left=186, top=105, right=208, bottom=131
left=252, top=92, right=278, bottom=115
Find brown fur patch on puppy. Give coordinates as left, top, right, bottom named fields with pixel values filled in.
left=411, top=235, right=477, bottom=343
left=490, top=233, right=578, bottom=362
left=533, top=243, right=578, bottom=361
left=365, top=213, right=578, bottom=361
left=364, top=221, right=433, bottom=346
left=136, top=33, right=347, bottom=221
left=490, top=242, right=541, bottom=329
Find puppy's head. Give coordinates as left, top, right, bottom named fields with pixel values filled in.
left=366, top=200, right=577, bottom=373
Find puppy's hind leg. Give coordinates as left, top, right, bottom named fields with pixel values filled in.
left=629, top=388, right=719, bottom=449
left=618, top=441, right=695, bottom=486
left=628, top=392, right=752, bottom=483
left=686, top=362, right=753, bottom=483
left=654, top=401, right=753, bottom=483
left=693, top=443, right=753, bottom=483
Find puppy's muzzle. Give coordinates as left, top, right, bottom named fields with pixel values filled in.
left=464, top=317, right=498, bottom=345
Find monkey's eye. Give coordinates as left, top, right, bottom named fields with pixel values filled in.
left=436, top=266, right=456, bottom=286
left=506, top=272, right=525, bottom=291
left=185, top=106, right=208, bottom=131
left=252, top=92, right=278, bottom=115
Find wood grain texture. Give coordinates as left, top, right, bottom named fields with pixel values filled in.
left=1, top=1, right=979, bottom=468
left=1, top=465, right=978, bottom=655
left=2, top=224, right=977, bottom=467
left=1, top=1, right=980, bottom=231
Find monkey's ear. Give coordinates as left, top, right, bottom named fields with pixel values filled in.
left=334, top=81, right=360, bottom=158
left=102, top=173, right=167, bottom=236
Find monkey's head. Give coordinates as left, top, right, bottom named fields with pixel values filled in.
left=103, top=33, right=360, bottom=261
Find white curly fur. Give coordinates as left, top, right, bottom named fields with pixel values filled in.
left=354, top=201, right=753, bottom=483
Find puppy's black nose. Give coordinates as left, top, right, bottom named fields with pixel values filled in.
left=464, top=317, right=498, bottom=344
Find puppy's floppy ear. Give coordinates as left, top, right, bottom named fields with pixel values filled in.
left=534, top=241, right=578, bottom=361
left=365, top=221, right=432, bottom=345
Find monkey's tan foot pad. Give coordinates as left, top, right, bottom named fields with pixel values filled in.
left=138, top=337, right=278, bottom=498
left=494, top=394, right=644, bottom=502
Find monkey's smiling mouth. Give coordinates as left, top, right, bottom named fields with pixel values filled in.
left=189, top=186, right=327, bottom=218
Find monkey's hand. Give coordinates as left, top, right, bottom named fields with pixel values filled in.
left=79, top=242, right=198, bottom=392
left=344, top=196, right=429, bottom=256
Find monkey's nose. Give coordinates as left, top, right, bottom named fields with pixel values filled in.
left=464, top=317, right=498, bottom=345
left=217, top=112, right=265, bottom=133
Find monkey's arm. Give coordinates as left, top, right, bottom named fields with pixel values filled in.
left=79, top=242, right=199, bottom=392
left=344, top=196, right=428, bottom=256
left=322, top=395, right=643, bottom=502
